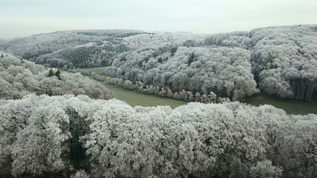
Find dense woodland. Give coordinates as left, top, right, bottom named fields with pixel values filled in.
left=1, top=95, right=316, bottom=178
left=0, top=25, right=317, bottom=178
left=1, top=25, right=317, bottom=102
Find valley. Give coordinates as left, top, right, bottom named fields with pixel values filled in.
left=1, top=25, right=317, bottom=178
left=79, top=66, right=317, bottom=114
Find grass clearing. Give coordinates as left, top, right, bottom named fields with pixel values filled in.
left=104, top=84, right=187, bottom=108
left=81, top=67, right=107, bottom=75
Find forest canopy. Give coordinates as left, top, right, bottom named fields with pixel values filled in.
left=0, top=95, right=316, bottom=177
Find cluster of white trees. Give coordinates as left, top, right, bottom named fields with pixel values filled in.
left=105, top=25, right=317, bottom=102
left=1, top=94, right=316, bottom=177
left=250, top=25, right=317, bottom=101
left=72, top=69, right=222, bottom=103
left=105, top=46, right=258, bottom=101
left=204, top=31, right=251, bottom=49
left=56, top=42, right=128, bottom=68
left=0, top=52, right=114, bottom=100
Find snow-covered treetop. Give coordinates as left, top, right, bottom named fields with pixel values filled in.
left=1, top=94, right=316, bottom=177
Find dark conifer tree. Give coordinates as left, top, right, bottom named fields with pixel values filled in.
left=48, top=69, right=54, bottom=77
left=55, top=70, right=61, bottom=80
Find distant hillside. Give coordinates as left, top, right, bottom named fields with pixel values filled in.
left=3, top=29, right=144, bottom=67
left=3, top=25, right=317, bottom=102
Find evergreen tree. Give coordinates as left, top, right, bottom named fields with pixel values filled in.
left=48, top=69, right=54, bottom=77
left=55, top=70, right=61, bottom=80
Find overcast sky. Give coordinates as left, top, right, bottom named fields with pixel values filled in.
left=1, top=0, right=317, bottom=39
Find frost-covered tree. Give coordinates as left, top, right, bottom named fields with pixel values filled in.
left=249, top=160, right=282, bottom=178
left=11, top=103, right=70, bottom=176
left=105, top=46, right=258, bottom=101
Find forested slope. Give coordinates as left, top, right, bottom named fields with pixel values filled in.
left=105, top=46, right=258, bottom=101
left=1, top=95, right=316, bottom=177
left=2, top=25, right=317, bottom=102
left=1, top=30, right=144, bottom=68
left=0, top=51, right=114, bottom=99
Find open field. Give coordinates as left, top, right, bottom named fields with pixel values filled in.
left=106, top=83, right=317, bottom=114
left=104, top=84, right=187, bottom=108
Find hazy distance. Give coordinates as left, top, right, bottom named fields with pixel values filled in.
left=1, top=0, right=317, bottom=39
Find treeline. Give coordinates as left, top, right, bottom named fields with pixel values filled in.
left=72, top=69, right=222, bottom=103
left=1, top=94, right=316, bottom=178
left=0, top=52, right=114, bottom=100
